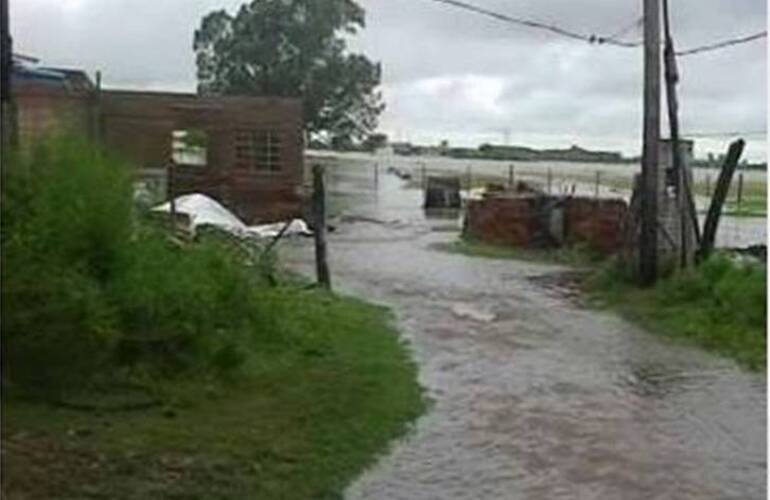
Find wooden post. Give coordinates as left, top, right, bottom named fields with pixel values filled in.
left=736, top=172, right=744, bottom=210
left=91, top=70, right=102, bottom=144
left=466, top=165, right=472, bottom=195
left=547, top=168, right=552, bottom=194
left=312, top=164, right=331, bottom=289
left=640, top=0, right=661, bottom=285
left=1, top=0, right=14, bottom=151
left=662, top=0, right=700, bottom=269
left=508, top=164, right=514, bottom=188
left=595, top=171, right=601, bottom=198
left=699, top=139, right=745, bottom=261
left=705, top=174, right=711, bottom=198
left=167, top=158, right=176, bottom=223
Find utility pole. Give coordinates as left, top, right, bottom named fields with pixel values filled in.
left=1, top=0, right=13, bottom=151
left=662, top=0, right=700, bottom=268
left=639, top=0, right=661, bottom=285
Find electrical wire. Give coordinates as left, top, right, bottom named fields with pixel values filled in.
left=675, top=30, right=767, bottom=56
left=682, top=130, right=767, bottom=138
left=426, top=0, right=765, bottom=56
left=426, top=0, right=641, bottom=47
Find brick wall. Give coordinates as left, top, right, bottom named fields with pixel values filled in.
left=464, top=194, right=628, bottom=255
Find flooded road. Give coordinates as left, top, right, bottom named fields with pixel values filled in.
left=282, top=156, right=766, bottom=499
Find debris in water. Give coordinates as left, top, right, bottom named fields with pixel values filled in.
left=451, top=303, right=496, bottom=323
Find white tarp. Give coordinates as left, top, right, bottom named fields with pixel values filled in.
left=153, top=193, right=250, bottom=236
left=249, top=219, right=312, bottom=238
left=152, top=193, right=311, bottom=239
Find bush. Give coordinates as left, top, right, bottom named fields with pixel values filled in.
left=588, top=253, right=766, bottom=370
left=108, top=227, right=263, bottom=375
left=2, top=136, right=132, bottom=394
left=2, top=135, right=277, bottom=395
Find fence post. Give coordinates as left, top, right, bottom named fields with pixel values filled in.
left=699, top=139, right=745, bottom=261
left=595, top=171, right=601, bottom=198
left=508, top=164, right=514, bottom=189
left=705, top=173, right=711, bottom=202
left=167, top=158, right=176, bottom=221
left=312, top=164, right=331, bottom=289
left=467, top=165, right=472, bottom=195
left=547, top=168, right=552, bottom=194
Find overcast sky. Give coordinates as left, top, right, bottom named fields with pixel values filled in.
left=12, top=0, right=768, bottom=160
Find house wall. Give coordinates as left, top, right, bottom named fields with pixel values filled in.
left=14, top=82, right=94, bottom=145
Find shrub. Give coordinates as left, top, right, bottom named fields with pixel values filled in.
left=2, top=136, right=131, bottom=394
left=2, top=135, right=278, bottom=395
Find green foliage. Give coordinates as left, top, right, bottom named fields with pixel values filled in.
left=2, top=136, right=133, bottom=394
left=3, top=136, right=426, bottom=499
left=589, top=254, right=767, bottom=370
left=0, top=136, right=275, bottom=394
left=108, top=228, right=265, bottom=376
left=3, top=289, right=425, bottom=499
left=436, top=236, right=605, bottom=267
left=194, top=0, right=384, bottom=144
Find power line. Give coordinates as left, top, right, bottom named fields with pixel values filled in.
left=425, top=0, right=765, bottom=57
left=605, top=16, right=643, bottom=46
left=682, top=130, right=766, bottom=138
left=426, top=0, right=641, bottom=47
left=676, top=30, right=767, bottom=56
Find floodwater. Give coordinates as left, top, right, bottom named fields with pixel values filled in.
left=282, top=156, right=766, bottom=500
left=310, top=150, right=767, bottom=249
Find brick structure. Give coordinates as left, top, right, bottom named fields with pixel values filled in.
left=563, top=198, right=629, bottom=254
left=13, top=66, right=95, bottom=145
left=464, top=192, right=628, bottom=255
left=13, top=63, right=305, bottom=225
left=464, top=195, right=544, bottom=247
left=99, top=90, right=304, bottom=224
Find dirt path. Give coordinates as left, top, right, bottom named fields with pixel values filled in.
left=283, top=158, right=766, bottom=499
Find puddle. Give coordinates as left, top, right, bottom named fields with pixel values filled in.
left=284, top=156, right=766, bottom=500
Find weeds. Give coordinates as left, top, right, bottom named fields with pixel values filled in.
left=1, top=136, right=279, bottom=394
left=587, top=255, right=766, bottom=370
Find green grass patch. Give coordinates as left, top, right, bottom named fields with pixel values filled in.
left=2, top=136, right=425, bottom=499
left=3, top=289, right=424, bottom=499
left=585, top=255, right=766, bottom=371
left=431, top=236, right=604, bottom=268
left=722, top=197, right=767, bottom=217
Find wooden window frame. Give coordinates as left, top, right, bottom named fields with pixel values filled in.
left=234, top=129, right=282, bottom=173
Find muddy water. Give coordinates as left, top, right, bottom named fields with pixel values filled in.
left=283, top=158, right=766, bottom=500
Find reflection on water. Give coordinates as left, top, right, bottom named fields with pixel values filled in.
left=284, top=156, right=766, bottom=500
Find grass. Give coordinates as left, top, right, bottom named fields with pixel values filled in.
left=721, top=197, right=766, bottom=217
left=2, top=287, right=425, bottom=500
left=431, top=236, right=604, bottom=267
left=2, top=136, right=425, bottom=499
left=585, top=255, right=766, bottom=371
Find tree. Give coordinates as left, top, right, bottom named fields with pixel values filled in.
left=194, top=0, right=384, bottom=144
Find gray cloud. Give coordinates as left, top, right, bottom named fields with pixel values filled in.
left=12, top=0, right=767, bottom=160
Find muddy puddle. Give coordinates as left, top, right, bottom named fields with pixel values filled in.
left=283, top=157, right=766, bottom=499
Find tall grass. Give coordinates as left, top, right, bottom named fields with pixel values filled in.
left=1, top=136, right=276, bottom=395
left=588, top=255, right=767, bottom=370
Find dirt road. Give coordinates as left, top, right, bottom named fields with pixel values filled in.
left=282, top=157, right=766, bottom=499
